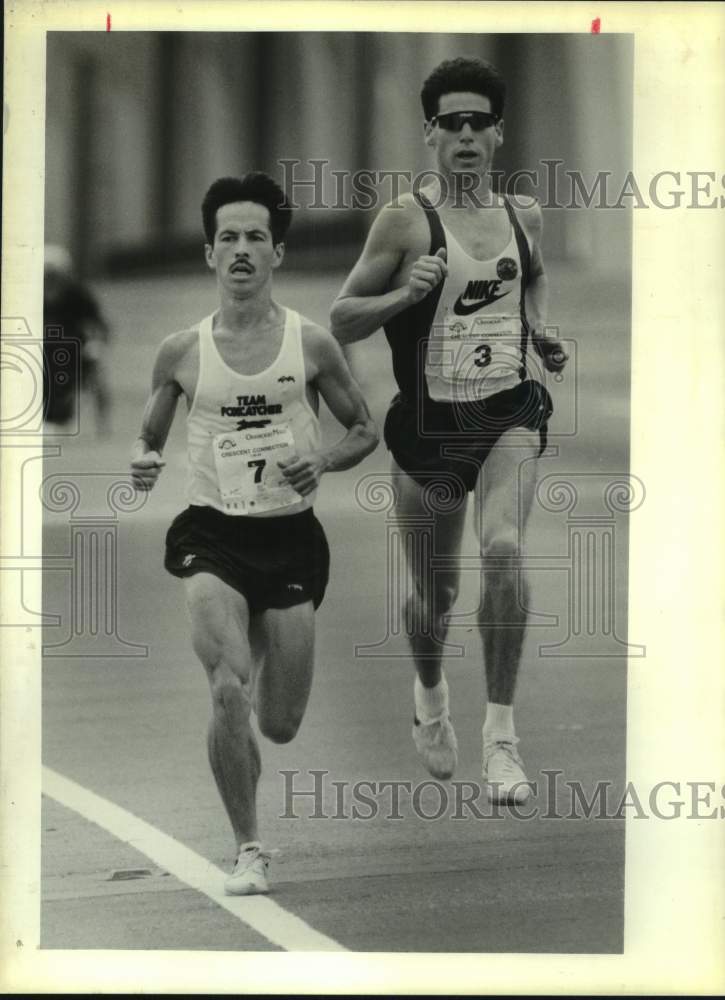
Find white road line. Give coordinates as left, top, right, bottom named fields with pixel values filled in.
left=42, top=766, right=347, bottom=952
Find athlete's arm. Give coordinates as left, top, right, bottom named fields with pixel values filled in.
left=330, top=199, right=447, bottom=345
left=279, top=327, right=378, bottom=497
left=130, top=333, right=187, bottom=491
left=521, top=201, right=568, bottom=374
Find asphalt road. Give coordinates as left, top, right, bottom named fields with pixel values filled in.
left=41, top=262, right=630, bottom=952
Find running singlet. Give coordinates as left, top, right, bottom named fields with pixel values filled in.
left=186, top=309, right=320, bottom=517
left=383, top=193, right=532, bottom=410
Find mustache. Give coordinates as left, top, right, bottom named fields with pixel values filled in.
left=230, top=258, right=254, bottom=274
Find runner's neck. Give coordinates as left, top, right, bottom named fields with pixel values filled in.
left=216, top=290, right=281, bottom=337
left=430, top=172, right=498, bottom=213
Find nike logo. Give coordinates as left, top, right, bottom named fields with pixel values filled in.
left=453, top=279, right=510, bottom=315
left=453, top=292, right=510, bottom=315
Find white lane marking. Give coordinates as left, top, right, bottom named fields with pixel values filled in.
left=43, top=766, right=347, bottom=952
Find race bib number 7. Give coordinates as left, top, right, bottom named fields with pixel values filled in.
left=213, top=423, right=300, bottom=515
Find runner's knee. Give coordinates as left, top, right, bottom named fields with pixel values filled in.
left=208, top=668, right=252, bottom=725
left=433, top=579, right=458, bottom=615
left=482, top=527, right=520, bottom=563
left=258, top=710, right=302, bottom=745
left=408, top=578, right=458, bottom=621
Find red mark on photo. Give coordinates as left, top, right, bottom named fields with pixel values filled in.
left=591, top=17, right=601, bottom=33
left=106, top=12, right=112, bottom=31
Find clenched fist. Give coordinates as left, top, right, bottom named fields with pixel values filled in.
left=406, top=247, right=448, bottom=305
left=131, top=451, right=166, bottom=491
left=533, top=335, right=569, bottom=374
left=278, top=452, right=328, bottom=497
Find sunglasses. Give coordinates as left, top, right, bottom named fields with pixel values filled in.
left=431, top=111, right=500, bottom=132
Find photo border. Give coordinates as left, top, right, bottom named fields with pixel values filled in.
left=2, top=1, right=724, bottom=994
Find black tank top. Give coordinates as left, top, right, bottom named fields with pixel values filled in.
left=383, top=193, right=532, bottom=413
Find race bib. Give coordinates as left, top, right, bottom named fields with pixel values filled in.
left=426, top=313, right=523, bottom=391
left=213, top=423, right=300, bottom=515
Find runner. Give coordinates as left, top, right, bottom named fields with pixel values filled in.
left=131, top=173, right=378, bottom=893
left=43, top=244, right=112, bottom=435
left=331, top=57, right=568, bottom=802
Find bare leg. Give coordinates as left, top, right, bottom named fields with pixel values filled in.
left=393, top=459, right=467, bottom=779
left=393, top=459, right=467, bottom=689
left=253, top=601, right=316, bottom=744
left=473, top=429, right=540, bottom=803
left=185, top=573, right=260, bottom=846
left=474, top=429, right=540, bottom=706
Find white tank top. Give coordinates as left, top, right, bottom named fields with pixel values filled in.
left=186, top=308, right=320, bottom=517
left=425, top=219, right=527, bottom=402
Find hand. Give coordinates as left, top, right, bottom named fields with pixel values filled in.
left=533, top=336, right=569, bottom=374
left=406, top=247, right=447, bottom=305
left=130, top=451, right=166, bottom=491
left=278, top=452, right=328, bottom=496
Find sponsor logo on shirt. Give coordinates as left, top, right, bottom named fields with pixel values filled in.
left=497, top=257, right=518, bottom=281
left=453, top=279, right=510, bottom=315
left=234, top=419, right=271, bottom=430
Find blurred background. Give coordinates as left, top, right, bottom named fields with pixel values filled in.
left=46, top=32, right=632, bottom=277
left=43, top=31, right=632, bottom=445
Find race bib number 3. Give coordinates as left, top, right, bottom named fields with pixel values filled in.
left=213, top=423, right=300, bottom=515
left=426, top=314, right=523, bottom=390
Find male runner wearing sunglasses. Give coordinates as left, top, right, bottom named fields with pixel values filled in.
left=331, top=57, right=567, bottom=803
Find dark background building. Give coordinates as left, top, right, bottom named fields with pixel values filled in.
left=45, top=32, right=632, bottom=277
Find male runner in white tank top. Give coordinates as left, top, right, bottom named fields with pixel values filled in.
left=331, top=58, right=568, bottom=804
left=131, top=174, right=377, bottom=894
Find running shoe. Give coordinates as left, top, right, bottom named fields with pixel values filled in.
left=412, top=713, right=458, bottom=780
left=482, top=735, right=532, bottom=804
left=224, top=842, right=271, bottom=896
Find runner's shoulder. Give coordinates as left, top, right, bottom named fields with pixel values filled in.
left=372, top=192, right=429, bottom=249
left=299, top=314, right=334, bottom=351
left=154, top=327, right=199, bottom=376
left=299, top=314, right=328, bottom=344
left=299, top=315, right=342, bottom=372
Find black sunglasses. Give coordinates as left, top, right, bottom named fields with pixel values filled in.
left=431, top=111, right=500, bottom=132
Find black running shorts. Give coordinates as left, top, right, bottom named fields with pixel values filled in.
left=164, top=505, right=330, bottom=612
left=384, top=379, right=553, bottom=497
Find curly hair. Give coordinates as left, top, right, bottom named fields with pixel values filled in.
left=421, top=57, right=506, bottom=120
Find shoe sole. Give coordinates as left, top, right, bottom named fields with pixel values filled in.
left=224, top=882, right=270, bottom=896
left=412, top=726, right=457, bottom=780
left=485, top=781, right=532, bottom=805
left=422, top=761, right=456, bottom=781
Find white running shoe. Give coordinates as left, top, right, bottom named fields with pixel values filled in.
left=482, top=735, right=532, bottom=804
left=224, top=842, right=272, bottom=896
left=412, top=714, right=458, bottom=780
